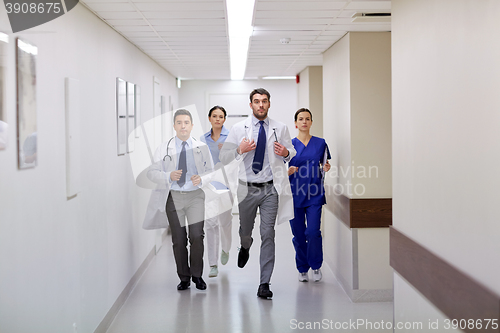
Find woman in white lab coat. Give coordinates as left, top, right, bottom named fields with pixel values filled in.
left=200, top=106, right=233, bottom=278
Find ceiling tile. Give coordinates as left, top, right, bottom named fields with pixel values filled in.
left=134, top=2, right=225, bottom=11
left=256, top=2, right=345, bottom=10
left=81, top=0, right=392, bottom=80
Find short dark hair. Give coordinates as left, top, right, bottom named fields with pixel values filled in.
left=174, top=109, right=193, bottom=123
left=208, top=105, right=227, bottom=118
left=249, top=88, right=271, bottom=102
left=294, top=108, right=313, bottom=122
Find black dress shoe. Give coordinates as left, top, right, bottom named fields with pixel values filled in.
left=238, top=246, right=250, bottom=268
left=177, top=281, right=190, bottom=290
left=257, top=283, right=273, bottom=299
left=192, top=276, right=207, bottom=290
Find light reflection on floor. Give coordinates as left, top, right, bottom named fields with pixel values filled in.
left=106, top=215, right=393, bottom=333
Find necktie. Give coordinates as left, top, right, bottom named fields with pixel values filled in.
left=177, top=141, right=187, bottom=187
left=252, top=121, right=266, bottom=174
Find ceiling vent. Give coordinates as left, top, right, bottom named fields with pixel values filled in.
left=351, top=12, right=391, bottom=23
left=280, top=38, right=291, bottom=44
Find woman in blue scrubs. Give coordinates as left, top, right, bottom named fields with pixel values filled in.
left=201, top=106, right=232, bottom=278
left=288, top=108, right=331, bottom=282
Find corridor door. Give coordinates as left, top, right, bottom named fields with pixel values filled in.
left=207, top=93, right=249, bottom=131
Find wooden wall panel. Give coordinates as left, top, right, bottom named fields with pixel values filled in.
left=350, top=198, right=392, bottom=228
left=326, top=190, right=392, bottom=228
left=391, top=227, right=500, bottom=332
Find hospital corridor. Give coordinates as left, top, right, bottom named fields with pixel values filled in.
left=1, top=1, right=500, bottom=332
left=105, top=216, right=393, bottom=333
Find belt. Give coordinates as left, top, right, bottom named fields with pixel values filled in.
left=239, top=179, right=273, bottom=187
left=171, top=189, right=201, bottom=195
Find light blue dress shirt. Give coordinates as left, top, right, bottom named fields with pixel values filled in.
left=201, top=126, right=229, bottom=165
left=201, top=126, right=229, bottom=190
left=170, top=136, right=199, bottom=192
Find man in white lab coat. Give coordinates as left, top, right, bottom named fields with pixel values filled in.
left=220, top=88, right=296, bottom=299
left=145, top=109, right=214, bottom=291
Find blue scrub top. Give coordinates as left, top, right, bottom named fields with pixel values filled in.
left=201, top=126, right=229, bottom=190
left=289, top=136, right=331, bottom=208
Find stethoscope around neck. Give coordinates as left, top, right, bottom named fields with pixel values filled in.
left=163, top=136, right=201, bottom=161
left=244, top=124, right=279, bottom=142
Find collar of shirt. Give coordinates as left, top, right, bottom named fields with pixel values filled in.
left=251, top=114, right=269, bottom=128
left=203, top=126, right=229, bottom=140
left=175, top=136, right=192, bottom=149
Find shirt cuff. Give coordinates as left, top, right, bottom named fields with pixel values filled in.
left=283, top=151, right=291, bottom=163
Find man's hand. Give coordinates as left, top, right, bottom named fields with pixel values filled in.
left=191, top=175, right=201, bottom=186
left=170, top=170, right=183, bottom=181
left=323, top=161, right=331, bottom=172
left=288, top=166, right=298, bottom=176
left=274, top=142, right=288, bottom=157
left=238, top=138, right=256, bottom=154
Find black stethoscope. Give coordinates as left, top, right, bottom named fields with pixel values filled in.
left=244, top=124, right=279, bottom=142
left=163, top=137, right=201, bottom=161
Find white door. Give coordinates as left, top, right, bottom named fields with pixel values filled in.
left=208, top=93, right=250, bottom=131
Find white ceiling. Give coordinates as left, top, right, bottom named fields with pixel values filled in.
left=81, top=0, right=391, bottom=80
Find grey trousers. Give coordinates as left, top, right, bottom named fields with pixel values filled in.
left=166, top=189, right=205, bottom=282
left=237, top=183, right=278, bottom=284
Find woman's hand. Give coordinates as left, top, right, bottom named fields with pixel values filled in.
left=218, top=143, right=223, bottom=150
left=323, top=161, right=331, bottom=172
left=288, top=166, right=298, bottom=176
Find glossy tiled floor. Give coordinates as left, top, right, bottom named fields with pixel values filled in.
left=106, top=215, right=393, bottom=333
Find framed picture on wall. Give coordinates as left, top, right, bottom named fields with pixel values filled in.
left=16, top=38, right=37, bottom=169
left=0, top=32, right=8, bottom=150
left=126, top=81, right=135, bottom=153
left=116, top=77, right=127, bottom=155
left=134, top=85, right=140, bottom=138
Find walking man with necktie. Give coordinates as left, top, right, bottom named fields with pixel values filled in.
left=146, top=109, right=214, bottom=291
left=220, top=88, right=296, bottom=299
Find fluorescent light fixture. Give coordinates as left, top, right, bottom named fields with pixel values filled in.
left=176, top=78, right=181, bottom=88
left=0, top=32, right=8, bottom=43
left=226, top=0, right=255, bottom=80
left=351, top=12, right=391, bottom=23
left=262, top=76, right=296, bottom=80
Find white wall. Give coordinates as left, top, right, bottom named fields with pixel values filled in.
left=0, top=4, right=177, bottom=333
left=323, top=33, right=392, bottom=302
left=322, top=34, right=354, bottom=292
left=308, top=66, right=323, bottom=138
left=324, top=36, right=351, bottom=195
left=297, top=66, right=323, bottom=138
left=178, top=79, right=297, bottom=136
left=297, top=67, right=310, bottom=110
left=392, top=0, right=500, bottom=328
left=350, top=33, right=392, bottom=199
left=394, top=273, right=460, bottom=333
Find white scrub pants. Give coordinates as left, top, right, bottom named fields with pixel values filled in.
left=205, top=208, right=233, bottom=267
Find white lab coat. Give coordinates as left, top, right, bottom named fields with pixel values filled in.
left=220, top=116, right=296, bottom=225
left=142, top=137, right=215, bottom=230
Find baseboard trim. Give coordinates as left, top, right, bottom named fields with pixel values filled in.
left=351, top=288, right=393, bottom=303
left=325, top=253, right=393, bottom=303
left=93, top=245, right=157, bottom=333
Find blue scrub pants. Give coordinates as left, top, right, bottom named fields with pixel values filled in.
left=289, top=204, right=323, bottom=273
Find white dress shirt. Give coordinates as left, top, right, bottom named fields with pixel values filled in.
left=240, top=115, right=273, bottom=183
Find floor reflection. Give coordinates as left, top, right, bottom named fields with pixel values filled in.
left=106, top=215, right=393, bottom=332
